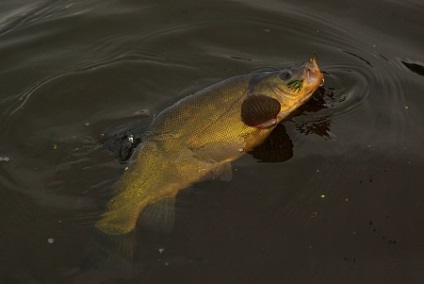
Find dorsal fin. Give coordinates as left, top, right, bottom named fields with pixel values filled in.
left=241, top=94, right=281, bottom=129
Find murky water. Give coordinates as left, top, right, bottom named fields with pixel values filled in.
left=1, top=0, right=424, bottom=283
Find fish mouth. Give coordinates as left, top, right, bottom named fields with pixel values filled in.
left=272, top=58, right=324, bottom=100
left=305, top=58, right=324, bottom=86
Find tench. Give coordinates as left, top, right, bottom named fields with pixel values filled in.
left=96, top=58, right=324, bottom=235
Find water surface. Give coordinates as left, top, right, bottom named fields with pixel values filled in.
left=1, top=0, right=424, bottom=283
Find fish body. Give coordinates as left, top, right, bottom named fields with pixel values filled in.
left=96, top=58, right=324, bottom=235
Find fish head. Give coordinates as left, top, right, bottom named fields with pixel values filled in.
left=250, top=58, right=324, bottom=115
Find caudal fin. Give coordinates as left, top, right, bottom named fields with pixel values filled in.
left=80, top=227, right=136, bottom=273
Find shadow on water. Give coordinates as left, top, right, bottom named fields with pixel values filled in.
left=402, top=61, right=424, bottom=77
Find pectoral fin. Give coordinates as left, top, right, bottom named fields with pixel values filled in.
left=241, top=94, right=281, bottom=129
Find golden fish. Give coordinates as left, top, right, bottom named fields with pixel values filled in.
left=96, top=58, right=324, bottom=235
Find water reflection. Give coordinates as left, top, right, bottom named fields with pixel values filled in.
left=292, top=87, right=334, bottom=138
left=101, top=115, right=152, bottom=162
left=247, top=123, right=293, bottom=163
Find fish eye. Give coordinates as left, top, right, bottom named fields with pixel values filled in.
left=279, top=71, right=292, bottom=81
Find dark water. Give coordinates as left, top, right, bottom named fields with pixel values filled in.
left=1, top=0, right=424, bottom=283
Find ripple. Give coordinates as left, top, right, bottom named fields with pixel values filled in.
left=0, top=0, right=420, bottom=221
left=402, top=61, right=424, bottom=77
left=0, top=0, right=78, bottom=37
left=1, top=45, right=193, bottom=121
left=320, top=61, right=376, bottom=120
left=214, top=0, right=412, bottom=150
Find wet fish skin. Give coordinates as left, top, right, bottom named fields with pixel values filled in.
left=96, top=58, right=324, bottom=235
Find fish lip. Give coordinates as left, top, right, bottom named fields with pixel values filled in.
left=272, top=58, right=323, bottom=99
left=305, top=58, right=323, bottom=85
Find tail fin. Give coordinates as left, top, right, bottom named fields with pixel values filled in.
left=80, top=227, right=136, bottom=274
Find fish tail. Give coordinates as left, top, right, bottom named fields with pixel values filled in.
left=80, top=227, right=136, bottom=274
